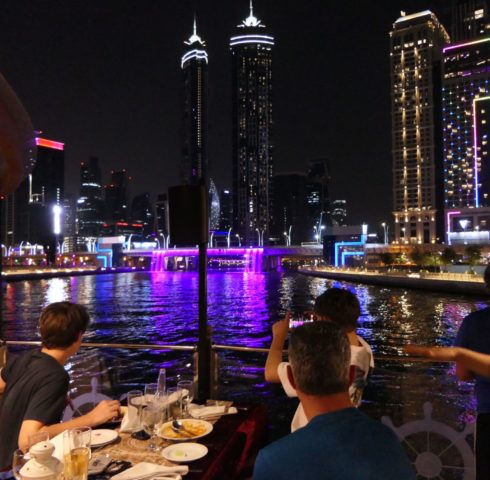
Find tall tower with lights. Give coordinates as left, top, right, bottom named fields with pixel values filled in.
left=230, top=1, right=274, bottom=245
left=181, top=17, right=208, bottom=185
left=391, top=11, right=450, bottom=244
left=443, top=3, right=490, bottom=244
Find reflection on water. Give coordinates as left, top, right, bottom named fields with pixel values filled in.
left=2, top=271, right=487, bottom=442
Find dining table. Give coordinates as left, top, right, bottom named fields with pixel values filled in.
left=91, top=402, right=267, bottom=480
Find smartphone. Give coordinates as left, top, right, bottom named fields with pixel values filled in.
left=289, top=314, right=314, bottom=329
left=88, top=455, right=112, bottom=475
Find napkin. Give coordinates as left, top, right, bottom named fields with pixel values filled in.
left=49, top=432, right=65, bottom=462
left=120, top=390, right=188, bottom=432
left=111, top=462, right=188, bottom=480
left=189, top=404, right=237, bottom=419
left=120, top=404, right=141, bottom=433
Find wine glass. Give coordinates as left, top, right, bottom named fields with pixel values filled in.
left=144, top=383, right=158, bottom=405
left=12, top=449, right=27, bottom=479
left=166, top=387, right=183, bottom=420
left=177, top=380, right=195, bottom=418
left=141, top=401, right=162, bottom=451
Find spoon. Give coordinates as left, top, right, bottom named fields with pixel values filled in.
left=171, top=420, right=193, bottom=437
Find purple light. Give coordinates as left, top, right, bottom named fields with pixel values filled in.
left=446, top=210, right=461, bottom=245
left=443, top=37, right=490, bottom=53
left=151, top=247, right=266, bottom=272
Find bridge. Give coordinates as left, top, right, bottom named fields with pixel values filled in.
left=125, top=245, right=324, bottom=272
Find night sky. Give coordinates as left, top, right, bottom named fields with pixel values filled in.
left=0, top=0, right=451, bottom=226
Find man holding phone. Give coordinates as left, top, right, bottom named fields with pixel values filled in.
left=264, top=287, right=373, bottom=431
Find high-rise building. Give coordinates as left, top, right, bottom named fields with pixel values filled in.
left=443, top=36, right=490, bottom=210
left=181, top=17, right=208, bottom=185
left=306, top=159, right=331, bottom=242
left=272, top=173, right=308, bottom=245
left=208, top=179, right=220, bottom=230
left=219, top=189, right=232, bottom=231
left=77, top=156, right=104, bottom=239
left=451, top=0, right=490, bottom=41
left=7, top=137, right=65, bottom=248
left=131, top=192, right=154, bottom=236
left=63, top=194, right=77, bottom=252
left=105, top=170, right=131, bottom=222
left=230, top=2, right=274, bottom=245
left=331, top=200, right=348, bottom=226
left=155, top=193, right=170, bottom=241
left=391, top=11, right=450, bottom=244
left=443, top=5, right=490, bottom=244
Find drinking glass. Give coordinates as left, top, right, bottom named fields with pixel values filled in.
left=166, top=387, right=183, bottom=420
left=127, top=389, right=143, bottom=431
left=144, top=383, right=158, bottom=404
left=141, top=401, right=162, bottom=451
left=177, top=380, right=195, bottom=418
left=63, top=428, right=91, bottom=480
left=12, top=449, right=27, bottom=480
left=28, top=431, right=50, bottom=449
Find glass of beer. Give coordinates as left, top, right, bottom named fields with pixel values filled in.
left=63, top=427, right=91, bottom=480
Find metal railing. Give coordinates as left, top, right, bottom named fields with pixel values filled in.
left=5, top=340, right=449, bottom=363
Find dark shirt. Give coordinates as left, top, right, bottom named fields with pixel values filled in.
left=253, top=408, right=415, bottom=480
left=455, top=306, right=490, bottom=414
left=0, top=350, right=69, bottom=470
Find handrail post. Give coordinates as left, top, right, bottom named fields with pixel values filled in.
left=210, top=349, right=219, bottom=399
left=197, top=240, right=211, bottom=401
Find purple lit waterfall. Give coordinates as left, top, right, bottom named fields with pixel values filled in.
left=150, top=247, right=265, bottom=272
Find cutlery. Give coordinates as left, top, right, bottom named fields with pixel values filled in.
left=171, top=420, right=193, bottom=437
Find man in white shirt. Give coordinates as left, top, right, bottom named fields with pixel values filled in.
left=265, top=287, right=373, bottom=431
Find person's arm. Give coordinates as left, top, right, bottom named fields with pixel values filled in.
left=0, top=371, right=5, bottom=393
left=405, top=345, right=490, bottom=378
left=264, top=315, right=290, bottom=383
left=18, top=399, right=120, bottom=452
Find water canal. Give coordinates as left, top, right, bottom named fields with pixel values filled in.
left=1, top=270, right=485, bottom=472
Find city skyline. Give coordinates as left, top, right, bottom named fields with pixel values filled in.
left=0, top=0, right=452, bottom=226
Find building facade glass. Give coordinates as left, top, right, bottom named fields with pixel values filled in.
left=391, top=11, right=450, bottom=244
left=230, top=3, right=274, bottom=245
left=181, top=18, right=208, bottom=185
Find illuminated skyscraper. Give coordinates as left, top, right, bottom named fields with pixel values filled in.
left=77, top=156, right=104, bottom=238
left=306, top=159, right=331, bottom=241
left=105, top=170, right=131, bottom=222
left=230, top=2, right=274, bottom=245
left=451, top=0, right=490, bottom=41
left=10, top=137, right=65, bottom=246
left=208, top=178, right=220, bottom=230
left=181, top=17, right=208, bottom=185
left=391, top=11, right=450, bottom=244
left=443, top=4, right=490, bottom=244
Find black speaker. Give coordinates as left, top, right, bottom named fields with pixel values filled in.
left=168, top=184, right=208, bottom=245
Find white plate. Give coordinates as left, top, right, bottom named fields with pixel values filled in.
left=90, top=429, right=119, bottom=447
left=161, top=443, right=208, bottom=462
left=157, top=419, right=213, bottom=441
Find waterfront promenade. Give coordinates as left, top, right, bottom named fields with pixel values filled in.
left=299, top=266, right=488, bottom=295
